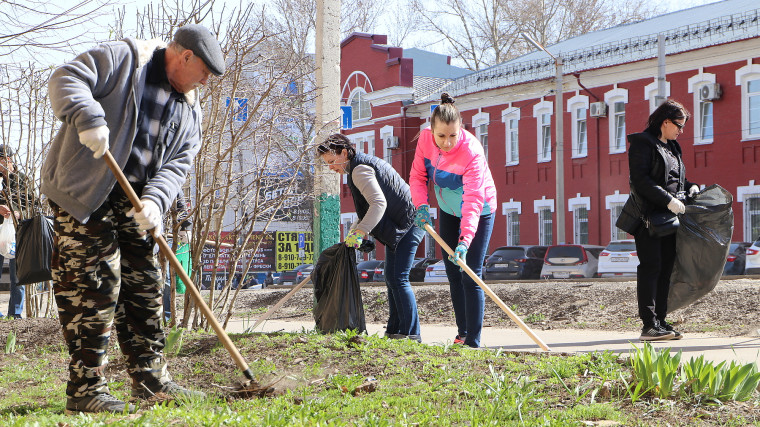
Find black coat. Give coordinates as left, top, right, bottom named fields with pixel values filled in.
left=616, top=131, right=697, bottom=235
left=347, top=153, right=415, bottom=251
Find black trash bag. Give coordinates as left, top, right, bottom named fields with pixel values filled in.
left=312, top=243, right=366, bottom=334
left=668, top=184, right=733, bottom=312
left=15, top=215, right=55, bottom=285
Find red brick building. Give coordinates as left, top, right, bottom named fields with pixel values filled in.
left=340, top=0, right=760, bottom=259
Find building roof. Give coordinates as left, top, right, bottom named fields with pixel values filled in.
left=417, top=0, right=760, bottom=102
left=403, top=48, right=472, bottom=79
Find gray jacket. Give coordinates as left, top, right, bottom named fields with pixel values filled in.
left=43, top=37, right=202, bottom=223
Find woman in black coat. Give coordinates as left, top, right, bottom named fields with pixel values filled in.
left=616, top=99, right=699, bottom=341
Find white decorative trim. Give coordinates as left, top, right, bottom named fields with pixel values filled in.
left=737, top=180, right=759, bottom=202
left=735, top=63, right=760, bottom=141
left=533, top=99, right=553, bottom=163
left=567, top=193, right=591, bottom=211
left=534, top=196, right=555, bottom=213
left=502, top=199, right=522, bottom=215
left=567, top=94, right=589, bottom=158
left=347, top=130, right=376, bottom=156
left=364, top=86, right=415, bottom=106
left=472, top=111, right=490, bottom=127
left=502, top=105, right=520, bottom=166
left=644, top=79, right=670, bottom=113
left=380, top=125, right=394, bottom=163
left=605, top=190, right=629, bottom=209
left=341, top=71, right=374, bottom=99
left=605, top=87, right=629, bottom=154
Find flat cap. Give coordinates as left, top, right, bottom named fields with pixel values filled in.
left=173, top=24, right=225, bottom=76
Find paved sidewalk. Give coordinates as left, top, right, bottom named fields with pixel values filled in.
left=228, top=318, right=760, bottom=365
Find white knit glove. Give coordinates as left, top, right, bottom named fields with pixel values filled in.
left=127, top=199, right=161, bottom=231
left=688, top=185, right=700, bottom=198
left=78, top=125, right=110, bottom=159
left=667, top=197, right=685, bottom=215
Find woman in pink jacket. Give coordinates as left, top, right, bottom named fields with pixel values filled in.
left=410, top=93, right=497, bottom=348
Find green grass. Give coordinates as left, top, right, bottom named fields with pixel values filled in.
left=0, top=330, right=758, bottom=426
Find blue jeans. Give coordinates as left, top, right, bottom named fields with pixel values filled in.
left=439, top=211, right=494, bottom=348
left=384, top=225, right=425, bottom=336
left=0, top=255, right=23, bottom=318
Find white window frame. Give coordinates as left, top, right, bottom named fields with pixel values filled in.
left=534, top=197, right=554, bottom=246
left=568, top=194, right=591, bottom=244
left=379, top=125, right=394, bottom=164
left=604, top=87, right=628, bottom=154
left=567, top=94, right=589, bottom=158
left=502, top=199, right=522, bottom=246
left=533, top=100, right=553, bottom=163
left=736, top=62, right=760, bottom=141
left=688, top=71, right=717, bottom=145
left=472, top=111, right=490, bottom=158
left=737, top=180, right=760, bottom=240
left=605, top=190, right=630, bottom=240
left=644, top=79, right=671, bottom=113
left=502, top=106, right=520, bottom=166
left=348, top=88, right=372, bottom=122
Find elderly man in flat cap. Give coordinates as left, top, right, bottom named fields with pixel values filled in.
left=44, top=24, right=224, bottom=414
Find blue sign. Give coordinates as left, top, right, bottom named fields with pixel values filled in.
left=226, top=97, right=248, bottom=122
left=340, top=106, right=352, bottom=130
left=297, top=233, right=305, bottom=249
left=430, top=104, right=439, bottom=114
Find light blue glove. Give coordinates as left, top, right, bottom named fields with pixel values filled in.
left=344, top=229, right=363, bottom=248
left=415, top=204, right=431, bottom=228
left=449, top=241, right=468, bottom=264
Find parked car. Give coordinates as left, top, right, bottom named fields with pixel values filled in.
left=357, top=259, right=384, bottom=282
left=540, top=244, right=605, bottom=279
left=723, top=241, right=751, bottom=275
left=596, top=240, right=639, bottom=278
left=423, top=260, right=448, bottom=282
left=374, top=257, right=441, bottom=282
left=277, top=264, right=313, bottom=286
left=483, top=246, right=548, bottom=280
left=745, top=238, right=760, bottom=275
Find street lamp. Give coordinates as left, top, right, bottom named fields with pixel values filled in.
left=522, top=33, right=565, bottom=244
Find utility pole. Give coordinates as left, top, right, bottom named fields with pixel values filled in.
left=522, top=33, right=565, bottom=244
left=657, top=33, right=667, bottom=105
left=313, top=0, right=341, bottom=256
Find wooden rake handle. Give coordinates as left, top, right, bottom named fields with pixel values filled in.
left=249, top=274, right=312, bottom=331
left=423, top=223, right=551, bottom=352
left=103, top=151, right=255, bottom=380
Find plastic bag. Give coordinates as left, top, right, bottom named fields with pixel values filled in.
left=668, top=184, right=733, bottom=312
left=15, top=215, right=54, bottom=285
left=0, top=219, right=16, bottom=259
left=312, top=243, right=366, bottom=333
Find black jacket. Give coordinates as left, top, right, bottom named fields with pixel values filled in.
left=616, top=131, right=697, bottom=235
left=347, top=153, right=415, bottom=250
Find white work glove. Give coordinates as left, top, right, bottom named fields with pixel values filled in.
left=667, top=197, right=686, bottom=215
left=78, top=125, right=110, bottom=159
left=127, top=199, right=161, bottom=231
left=688, top=185, right=700, bottom=198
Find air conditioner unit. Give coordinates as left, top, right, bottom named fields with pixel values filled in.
left=699, top=83, right=722, bottom=101
left=385, top=136, right=399, bottom=149
left=589, top=102, right=607, bottom=118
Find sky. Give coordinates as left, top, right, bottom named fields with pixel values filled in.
left=5, top=0, right=725, bottom=69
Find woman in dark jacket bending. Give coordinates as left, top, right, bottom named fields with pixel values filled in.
left=616, top=99, right=699, bottom=341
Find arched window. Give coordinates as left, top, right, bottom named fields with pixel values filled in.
left=349, top=89, right=372, bottom=121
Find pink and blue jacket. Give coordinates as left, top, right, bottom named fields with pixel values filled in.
left=409, top=126, right=497, bottom=246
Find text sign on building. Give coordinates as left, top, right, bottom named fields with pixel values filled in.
left=226, top=97, right=248, bottom=122
left=275, top=231, right=313, bottom=271
left=340, top=105, right=352, bottom=130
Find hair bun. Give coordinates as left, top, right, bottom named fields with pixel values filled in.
left=440, top=93, right=455, bottom=104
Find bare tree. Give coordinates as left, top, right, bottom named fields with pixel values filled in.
left=0, top=0, right=116, bottom=61
left=411, top=0, right=659, bottom=70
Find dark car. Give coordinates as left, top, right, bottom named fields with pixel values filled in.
left=723, top=242, right=751, bottom=276
left=374, top=257, right=440, bottom=282
left=357, top=259, right=384, bottom=282
left=277, top=264, right=313, bottom=286
left=483, top=246, right=548, bottom=280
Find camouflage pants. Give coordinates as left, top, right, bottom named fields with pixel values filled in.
left=51, top=189, right=170, bottom=398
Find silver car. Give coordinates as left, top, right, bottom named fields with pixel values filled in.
left=540, top=244, right=605, bottom=279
